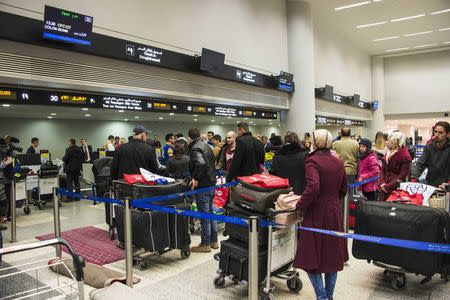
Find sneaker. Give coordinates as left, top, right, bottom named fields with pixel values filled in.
left=191, top=244, right=211, bottom=253
left=211, top=242, right=219, bottom=249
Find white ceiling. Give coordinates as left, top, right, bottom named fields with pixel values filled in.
left=310, top=0, right=450, bottom=55
left=0, top=104, right=280, bottom=127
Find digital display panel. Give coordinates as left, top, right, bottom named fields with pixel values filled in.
left=61, top=94, right=87, bottom=104
left=0, top=89, right=17, bottom=100
left=243, top=110, right=253, bottom=117
left=43, top=6, right=93, bottom=46
left=102, top=96, right=142, bottom=110
left=153, top=102, right=171, bottom=111
left=193, top=106, right=207, bottom=113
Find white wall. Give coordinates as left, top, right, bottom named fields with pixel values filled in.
left=384, top=50, right=450, bottom=115
left=0, top=0, right=288, bottom=74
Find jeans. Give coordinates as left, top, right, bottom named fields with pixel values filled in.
left=307, top=272, right=338, bottom=300
left=194, top=189, right=217, bottom=245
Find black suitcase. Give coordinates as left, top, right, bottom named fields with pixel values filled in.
left=225, top=203, right=268, bottom=246
left=353, top=201, right=450, bottom=277
left=38, top=162, right=59, bottom=178
left=218, top=238, right=267, bottom=283
left=230, top=183, right=291, bottom=214
left=168, top=202, right=191, bottom=250
left=113, top=179, right=184, bottom=206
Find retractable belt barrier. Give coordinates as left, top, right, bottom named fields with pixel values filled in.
left=55, top=176, right=450, bottom=255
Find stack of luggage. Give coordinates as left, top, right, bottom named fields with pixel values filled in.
left=113, top=179, right=191, bottom=269
left=92, top=157, right=114, bottom=239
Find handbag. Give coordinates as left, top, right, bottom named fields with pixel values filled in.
left=274, top=192, right=301, bottom=225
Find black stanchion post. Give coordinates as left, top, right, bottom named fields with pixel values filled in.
left=124, top=197, right=133, bottom=288
left=10, top=180, right=16, bottom=243
left=248, top=216, right=259, bottom=300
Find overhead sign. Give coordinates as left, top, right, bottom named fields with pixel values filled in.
left=0, top=89, right=17, bottom=100
left=315, top=115, right=365, bottom=126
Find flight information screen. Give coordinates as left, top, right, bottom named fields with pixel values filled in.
left=43, top=6, right=93, bottom=46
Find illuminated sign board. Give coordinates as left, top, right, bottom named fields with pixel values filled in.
left=0, top=89, right=17, bottom=100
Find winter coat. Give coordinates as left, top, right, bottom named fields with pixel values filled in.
left=294, top=150, right=349, bottom=273
left=357, top=152, right=381, bottom=192
left=411, top=139, right=450, bottom=187
left=379, top=146, right=412, bottom=201
left=62, top=145, right=83, bottom=175
left=189, top=138, right=216, bottom=188
left=332, top=137, right=359, bottom=175
left=226, top=132, right=265, bottom=182
left=270, top=143, right=308, bottom=195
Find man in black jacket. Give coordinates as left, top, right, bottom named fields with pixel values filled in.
left=226, top=122, right=265, bottom=182
left=111, top=126, right=159, bottom=180
left=62, top=138, right=83, bottom=201
left=411, top=121, right=450, bottom=188
left=188, top=128, right=217, bottom=253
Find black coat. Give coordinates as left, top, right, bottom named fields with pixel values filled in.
left=110, top=139, right=159, bottom=180
left=270, top=143, right=308, bottom=195
left=62, top=145, right=83, bottom=174
left=189, top=138, right=216, bottom=188
left=80, top=145, right=93, bottom=162
left=227, top=131, right=265, bottom=182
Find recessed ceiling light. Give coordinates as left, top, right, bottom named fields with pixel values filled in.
left=386, top=47, right=410, bottom=52
left=403, top=31, right=433, bottom=37
left=414, top=43, right=438, bottom=48
left=227, top=117, right=232, bottom=119
left=169, top=113, right=175, bottom=116
left=372, top=0, right=383, bottom=2
left=47, top=116, right=53, bottom=119
left=85, top=114, right=91, bottom=117
left=211, top=120, right=215, bottom=122
left=118, top=110, right=124, bottom=113
left=221, top=122, right=225, bottom=125
left=158, top=117, right=164, bottom=120
left=356, top=21, right=387, bottom=28
left=438, top=27, right=450, bottom=32
left=444, top=41, right=450, bottom=44
left=124, top=119, right=129, bottom=122
left=82, top=108, right=88, bottom=111
left=335, top=1, right=370, bottom=11
left=373, top=36, right=400, bottom=42
left=244, top=118, right=248, bottom=120
left=430, top=9, right=450, bottom=15
left=134, top=116, right=139, bottom=119
left=50, top=112, right=56, bottom=116
left=193, top=114, right=198, bottom=117
left=391, top=14, right=426, bottom=22
left=194, top=119, right=198, bottom=121
left=2, top=104, right=10, bottom=107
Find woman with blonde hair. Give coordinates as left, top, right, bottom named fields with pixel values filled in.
left=378, top=131, right=412, bottom=201
left=294, top=129, right=348, bottom=300
left=373, top=131, right=387, bottom=156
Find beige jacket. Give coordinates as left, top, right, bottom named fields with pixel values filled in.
left=332, top=137, right=359, bottom=175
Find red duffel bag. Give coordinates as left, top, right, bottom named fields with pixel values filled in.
left=386, top=190, right=424, bottom=206
left=237, top=174, right=289, bottom=189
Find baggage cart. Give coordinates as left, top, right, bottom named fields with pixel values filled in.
left=0, top=237, right=85, bottom=299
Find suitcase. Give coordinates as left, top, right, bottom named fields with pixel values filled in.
left=353, top=200, right=450, bottom=277
left=230, top=183, right=291, bottom=214
left=168, top=202, right=191, bottom=250
left=218, top=238, right=268, bottom=283
left=225, top=203, right=268, bottom=246
left=38, top=163, right=60, bottom=178
left=349, top=194, right=367, bottom=229
left=113, top=180, right=184, bottom=206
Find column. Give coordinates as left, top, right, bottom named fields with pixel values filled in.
left=367, top=56, right=385, bottom=138
left=282, top=0, right=315, bottom=136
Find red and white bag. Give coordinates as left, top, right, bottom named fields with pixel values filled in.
left=274, top=192, right=301, bottom=225
left=213, top=176, right=229, bottom=208
left=237, top=173, right=289, bottom=189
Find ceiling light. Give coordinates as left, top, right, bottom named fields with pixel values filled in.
left=193, top=119, right=198, bottom=121
left=82, top=108, right=88, bottom=111
left=414, top=43, right=438, bottom=48
left=373, top=36, right=400, bottom=42
left=391, top=14, right=426, bottom=22
left=158, top=117, right=164, bottom=120
left=134, top=116, right=139, bottom=119
left=85, top=114, right=91, bottom=117
left=169, top=113, right=175, bottom=116
left=356, top=21, right=387, bottom=28
left=118, top=110, right=124, bottom=113
left=403, top=31, right=433, bottom=37
left=386, top=47, right=410, bottom=52
left=193, top=114, right=198, bottom=117
left=443, top=41, right=450, bottom=44
left=211, top=120, right=215, bottom=122
left=227, top=116, right=232, bottom=119
left=50, top=112, right=56, bottom=116
left=221, top=122, right=225, bottom=125
left=244, top=118, right=248, bottom=120
left=124, top=119, right=129, bottom=122
left=2, top=104, right=10, bottom=107
left=335, top=1, right=370, bottom=11
left=372, top=0, right=382, bottom=2
left=438, top=27, right=450, bottom=32
left=430, top=9, right=450, bottom=15
left=47, top=116, right=53, bottom=119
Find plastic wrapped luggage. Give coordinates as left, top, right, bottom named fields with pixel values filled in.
left=230, top=182, right=291, bottom=214
left=353, top=200, right=450, bottom=277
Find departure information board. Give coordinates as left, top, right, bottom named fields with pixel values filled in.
left=0, top=87, right=278, bottom=120
left=43, top=6, right=93, bottom=46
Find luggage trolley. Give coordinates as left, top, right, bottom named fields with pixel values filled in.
left=213, top=208, right=302, bottom=299
left=32, top=174, right=60, bottom=209
left=0, top=237, right=85, bottom=300
left=14, top=177, right=32, bottom=215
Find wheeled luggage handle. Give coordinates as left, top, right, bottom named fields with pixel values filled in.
left=0, top=237, right=85, bottom=281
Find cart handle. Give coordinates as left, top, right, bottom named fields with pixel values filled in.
left=0, top=237, right=85, bottom=281
left=266, top=208, right=297, bottom=216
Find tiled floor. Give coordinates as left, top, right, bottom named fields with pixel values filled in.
left=1, top=200, right=449, bottom=299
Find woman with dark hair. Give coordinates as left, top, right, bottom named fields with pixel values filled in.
left=166, top=142, right=190, bottom=179
left=270, top=131, right=308, bottom=195
left=294, top=129, right=348, bottom=300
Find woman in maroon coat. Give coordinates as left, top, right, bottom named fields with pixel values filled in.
left=379, top=131, right=412, bottom=201
left=295, top=129, right=348, bottom=300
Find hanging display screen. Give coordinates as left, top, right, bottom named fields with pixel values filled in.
left=0, top=89, right=17, bottom=100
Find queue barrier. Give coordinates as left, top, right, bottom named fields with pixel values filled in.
left=48, top=176, right=450, bottom=299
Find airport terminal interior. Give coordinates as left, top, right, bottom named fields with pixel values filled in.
left=0, top=0, right=449, bottom=299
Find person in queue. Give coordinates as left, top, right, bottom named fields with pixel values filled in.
left=226, top=122, right=265, bottom=182
left=294, top=129, right=348, bottom=300
left=175, top=133, right=190, bottom=155
left=188, top=128, right=218, bottom=252
left=166, top=142, right=190, bottom=180
left=411, top=121, right=450, bottom=189
left=216, top=131, right=236, bottom=176
left=105, top=135, right=115, bottom=151
left=80, top=138, right=93, bottom=163
left=373, top=131, right=387, bottom=159
left=114, top=136, right=120, bottom=149
left=0, top=144, right=13, bottom=230
left=357, top=138, right=381, bottom=201
left=332, top=127, right=359, bottom=189
left=62, top=138, right=83, bottom=202
left=206, top=131, right=215, bottom=148
left=211, top=134, right=225, bottom=163
left=378, top=131, right=412, bottom=201
left=111, top=126, right=159, bottom=180
left=26, top=137, right=39, bottom=154
left=270, top=131, right=308, bottom=195
left=162, top=133, right=176, bottom=165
